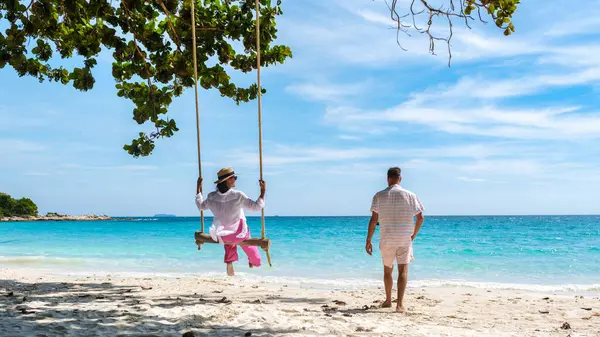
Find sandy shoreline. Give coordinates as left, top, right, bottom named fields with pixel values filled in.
left=1, top=269, right=599, bottom=337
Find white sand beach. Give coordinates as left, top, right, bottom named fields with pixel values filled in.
left=1, top=269, right=598, bottom=337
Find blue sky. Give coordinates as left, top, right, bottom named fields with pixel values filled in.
left=2, top=0, right=600, bottom=216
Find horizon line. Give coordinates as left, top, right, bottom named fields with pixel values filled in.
left=113, top=214, right=600, bottom=218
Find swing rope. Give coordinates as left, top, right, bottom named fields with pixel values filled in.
left=255, top=0, right=266, bottom=240
left=190, top=0, right=204, bottom=233
left=191, top=0, right=271, bottom=266
left=254, top=0, right=272, bottom=266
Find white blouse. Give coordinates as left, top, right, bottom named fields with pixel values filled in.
left=195, top=189, right=264, bottom=243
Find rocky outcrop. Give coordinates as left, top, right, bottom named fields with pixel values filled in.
left=0, top=214, right=111, bottom=222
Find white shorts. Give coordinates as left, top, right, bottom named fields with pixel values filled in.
left=380, top=243, right=414, bottom=268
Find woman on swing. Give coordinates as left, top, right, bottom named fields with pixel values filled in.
left=195, top=168, right=266, bottom=276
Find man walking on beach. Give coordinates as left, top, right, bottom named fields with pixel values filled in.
left=366, top=167, right=424, bottom=313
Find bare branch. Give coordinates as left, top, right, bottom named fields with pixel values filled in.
left=385, top=0, right=411, bottom=51
left=388, top=0, right=496, bottom=66
left=459, top=1, right=473, bottom=29
left=446, top=13, right=453, bottom=66
left=410, top=0, right=425, bottom=31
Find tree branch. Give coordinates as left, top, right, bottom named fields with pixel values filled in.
left=388, top=0, right=486, bottom=66
left=121, top=0, right=155, bottom=115
left=385, top=0, right=411, bottom=51
left=153, top=0, right=182, bottom=50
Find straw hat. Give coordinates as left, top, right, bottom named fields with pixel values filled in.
left=214, top=167, right=237, bottom=184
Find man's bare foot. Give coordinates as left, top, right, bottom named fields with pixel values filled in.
left=249, top=262, right=254, bottom=268
left=381, top=300, right=392, bottom=308
left=226, top=263, right=235, bottom=276
left=395, top=305, right=406, bottom=313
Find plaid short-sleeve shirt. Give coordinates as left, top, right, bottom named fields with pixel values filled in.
left=371, top=185, right=424, bottom=247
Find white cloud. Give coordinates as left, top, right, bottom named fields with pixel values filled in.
left=24, top=172, right=51, bottom=177
left=459, top=159, right=600, bottom=185
left=355, top=9, right=395, bottom=26
left=218, top=141, right=595, bottom=184
left=544, top=10, right=600, bottom=38
left=338, top=135, right=362, bottom=141
left=537, top=44, right=600, bottom=68
left=178, top=161, right=219, bottom=168
left=224, top=142, right=542, bottom=170
left=228, top=145, right=392, bottom=167
left=317, top=162, right=383, bottom=176
left=327, top=103, right=600, bottom=140
left=285, top=81, right=371, bottom=103
left=321, top=56, right=600, bottom=110
left=0, top=105, right=58, bottom=130
left=457, top=176, right=487, bottom=183
left=323, top=54, right=600, bottom=142
left=412, top=143, right=516, bottom=160
left=437, top=67, right=600, bottom=100
left=449, top=29, right=545, bottom=61
left=0, top=139, right=46, bottom=153
left=60, top=164, right=157, bottom=171
left=460, top=160, right=544, bottom=176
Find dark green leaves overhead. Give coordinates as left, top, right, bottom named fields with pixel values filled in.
left=0, top=0, right=292, bottom=157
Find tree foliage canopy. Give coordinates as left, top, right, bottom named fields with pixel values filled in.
left=0, top=192, right=38, bottom=217
left=0, top=0, right=291, bottom=156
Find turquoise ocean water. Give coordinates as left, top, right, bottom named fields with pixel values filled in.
left=1, top=216, right=599, bottom=291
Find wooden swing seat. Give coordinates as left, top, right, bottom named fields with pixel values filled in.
left=194, top=231, right=271, bottom=250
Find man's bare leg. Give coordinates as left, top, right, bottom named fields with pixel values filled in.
left=396, top=264, right=408, bottom=313
left=382, top=265, right=394, bottom=308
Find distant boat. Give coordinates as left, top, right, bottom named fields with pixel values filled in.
left=154, top=214, right=176, bottom=218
